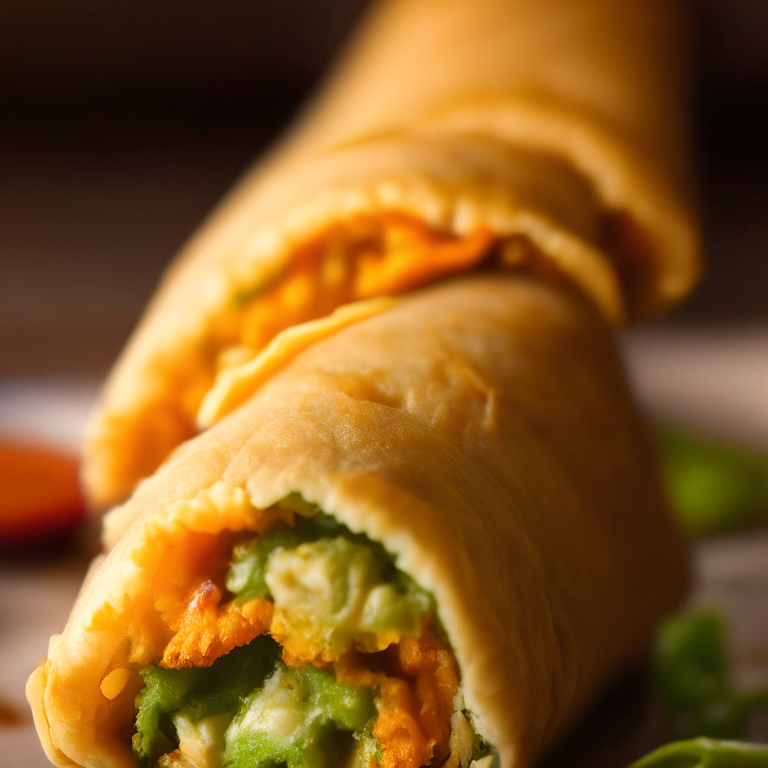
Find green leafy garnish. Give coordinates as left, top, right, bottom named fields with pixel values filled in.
left=654, top=611, right=768, bottom=741
left=657, top=427, right=768, bottom=537
left=629, top=738, right=768, bottom=767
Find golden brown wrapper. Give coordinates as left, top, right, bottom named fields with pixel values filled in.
left=83, top=0, right=699, bottom=508
left=30, top=277, right=688, bottom=768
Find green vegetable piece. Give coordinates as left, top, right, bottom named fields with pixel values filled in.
left=178, top=636, right=279, bottom=722
left=657, top=427, right=768, bottom=537
left=229, top=502, right=432, bottom=656
left=134, top=664, right=204, bottom=765
left=304, top=663, right=376, bottom=733
left=629, top=738, right=768, bottom=768
left=223, top=661, right=377, bottom=768
left=266, top=536, right=431, bottom=656
left=133, top=637, right=279, bottom=766
left=654, top=611, right=748, bottom=740
left=227, top=510, right=347, bottom=602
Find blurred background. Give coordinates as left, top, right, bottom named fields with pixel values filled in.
left=0, top=0, right=766, bottom=379
left=0, top=1, right=767, bottom=766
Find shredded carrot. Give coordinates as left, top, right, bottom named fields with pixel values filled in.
left=161, top=580, right=273, bottom=669
left=335, top=630, right=459, bottom=768
left=336, top=659, right=429, bottom=768
left=355, top=220, right=494, bottom=298
left=374, top=676, right=436, bottom=768
left=385, top=632, right=458, bottom=765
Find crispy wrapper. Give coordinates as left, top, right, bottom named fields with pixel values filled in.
left=29, top=278, right=688, bottom=768
left=83, top=0, right=699, bottom=508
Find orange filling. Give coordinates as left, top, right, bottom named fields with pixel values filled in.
left=228, top=215, right=496, bottom=354
left=94, top=216, right=508, bottom=508
left=161, top=580, right=274, bottom=669
left=159, top=560, right=460, bottom=768
left=337, top=632, right=459, bottom=768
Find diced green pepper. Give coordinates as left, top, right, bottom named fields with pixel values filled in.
left=223, top=661, right=377, bottom=768
left=134, top=665, right=205, bottom=765
left=227, top=510, right=349, bottom=602
left=177, top=636, right=279, bottom=722
left=133, top=637, right=278, bottom=766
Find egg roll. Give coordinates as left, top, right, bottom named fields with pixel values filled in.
left=83, top=0, right=700, bottom=509
left=29, top=277, right=688, bottom=768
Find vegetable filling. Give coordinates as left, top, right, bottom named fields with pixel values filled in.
left=132, top=497, right=496, bottom=768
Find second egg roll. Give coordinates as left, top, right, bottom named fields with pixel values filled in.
left=83, top=0, right=699, bottom=509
